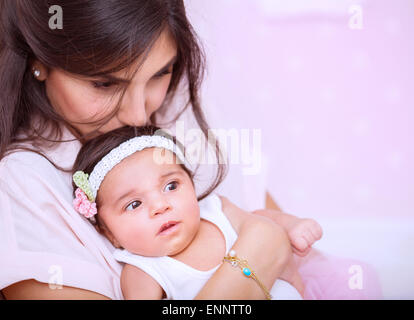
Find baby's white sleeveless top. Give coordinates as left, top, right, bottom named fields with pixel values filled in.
left=113, top=193, right=302, bottom=300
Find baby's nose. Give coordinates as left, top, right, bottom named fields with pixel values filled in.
left=150, top=202, right=171, bottom=217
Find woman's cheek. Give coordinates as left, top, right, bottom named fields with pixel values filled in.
left=46, top=71, right=116, bottom=122
left=65, top=86, right=116, bottom=122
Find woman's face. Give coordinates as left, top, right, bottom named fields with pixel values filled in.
left=97, top=148, right=200, bottom=257
left=43, top=30, right=177, bottom=137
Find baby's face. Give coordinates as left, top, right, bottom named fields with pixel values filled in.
left=97, top=147, right=200, bottom=257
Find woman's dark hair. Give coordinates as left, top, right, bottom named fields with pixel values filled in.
left=0, top=0, right=227, bottom=199
left=72, top=125, right=200, bottom=230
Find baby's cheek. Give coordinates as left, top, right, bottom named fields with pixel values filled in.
left=183, top=201, right=201, bottom=235
left=120, top=226, right=155, bottom=255
left=188, top=200, right=200, bottom=220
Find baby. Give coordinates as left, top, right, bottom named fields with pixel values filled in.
left=71, top=125, right=322, bottom=299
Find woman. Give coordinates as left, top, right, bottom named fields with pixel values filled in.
left=0, top=0, right=292, bottom=299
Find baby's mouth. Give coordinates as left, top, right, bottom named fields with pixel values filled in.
left=157, top=221, right=180, bottom=236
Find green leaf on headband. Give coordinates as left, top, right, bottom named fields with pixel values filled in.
left=73, top=171, right=94, bottom=202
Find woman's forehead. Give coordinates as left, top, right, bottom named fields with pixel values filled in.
left=107, top=29, right=178, bottom=81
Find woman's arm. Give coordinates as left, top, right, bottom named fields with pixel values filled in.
left=195, top=220, right=290, bottom=299
left=2, top=279, right=110, bottom=300
left=195, top=196, right=292, bottom=299
left=121, top=264, right=164, bottom=299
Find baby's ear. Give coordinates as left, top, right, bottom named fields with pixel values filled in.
left=98, top=222, right=122, bottom=248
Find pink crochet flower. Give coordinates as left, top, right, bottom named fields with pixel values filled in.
left=73, top=188, right=97, bottom=219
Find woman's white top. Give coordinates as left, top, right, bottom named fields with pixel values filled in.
left=0, top=125, right=123, bottom=299
left=0, top=118, right=267, bottom=299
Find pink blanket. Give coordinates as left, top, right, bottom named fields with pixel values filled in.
left=295, top=249, right=383, bottom=300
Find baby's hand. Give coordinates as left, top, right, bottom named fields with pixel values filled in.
left=285, top=218, right=323, bottom=257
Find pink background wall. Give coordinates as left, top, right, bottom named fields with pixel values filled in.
left=185, top=0, right=414, bottom=298
left=186, top=0, right=413, bottom=219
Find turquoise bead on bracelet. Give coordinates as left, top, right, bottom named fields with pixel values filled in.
left=223, top=250, right=272, bottom=300
left=243, top=267, right=252, bottom=277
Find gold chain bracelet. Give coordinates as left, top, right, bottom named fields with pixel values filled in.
left=223, top=250, right=272, bottom=300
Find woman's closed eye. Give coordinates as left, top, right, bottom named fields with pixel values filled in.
left=154, top=68, right=173, bottom=78
left=91, top=64, right=173, bottom=90
left=92, top=80, right=118, bottom=89
left=125, top=200, right=142, bottom=211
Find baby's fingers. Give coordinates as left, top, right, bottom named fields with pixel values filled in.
left=315, top=223, right=323, bottom=240
left=292, top=235, right=308, bottom=252
left=293, top=245, right=311, bottom=257
left=309, top=221, right=323, bottom=241
left=302, top=230, right=315, bottom=246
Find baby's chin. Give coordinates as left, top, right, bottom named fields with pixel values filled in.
left=167, top=224, right=201, bottom=257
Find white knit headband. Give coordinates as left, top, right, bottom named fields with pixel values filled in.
left=72, top=135, right=190, bottom=203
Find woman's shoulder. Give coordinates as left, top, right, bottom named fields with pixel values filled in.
left=1, top=148, right=47, bottom=166
left=0, top=124, right=81, bottom=176
left=0, top=149, right=61, bottom=185
left=0, top=130, right=81, bottom=182
left=0, top=146, right=77, bottom=203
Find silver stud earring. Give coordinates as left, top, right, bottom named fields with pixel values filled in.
left=33, top=69, right=40, bottom=78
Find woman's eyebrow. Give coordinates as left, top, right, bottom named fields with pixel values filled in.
left=101, top=55, right=178, bottom=83
left=154, top=55, right=177, bottom=75
left=101, top=74, right=131, bottom=84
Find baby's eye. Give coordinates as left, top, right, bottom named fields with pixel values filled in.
left=126, top=200, right=142, bottom=211
left=164, top=181, right=178, bottom=192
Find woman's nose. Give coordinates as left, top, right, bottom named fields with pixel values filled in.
left=117, top=88, right=148, bottom=126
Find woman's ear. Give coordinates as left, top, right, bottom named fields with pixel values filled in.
left=31, top=59, right=49, bottom=81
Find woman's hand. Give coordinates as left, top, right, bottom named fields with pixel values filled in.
left=237, top=214, right=292, bottom=278
left=195, top=211, right=292, bottom=299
